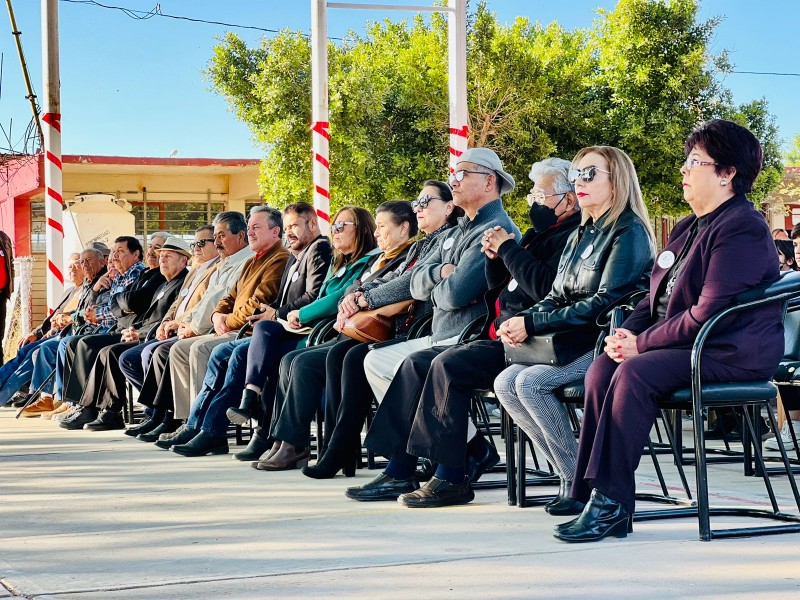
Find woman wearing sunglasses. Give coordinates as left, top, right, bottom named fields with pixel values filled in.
left=554, top=120, right=784, bottom=542
left=494, top=146, right=655, bottom=522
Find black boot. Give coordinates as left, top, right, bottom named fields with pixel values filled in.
left=553, top=489, right=631, bottom=543
left=226, top=388, right=262, bottom=426
left=137, top=417, right=181, bottom=442
left=233, top=428, right=273, bottom=461
left=171, top=430, right=229, bottom=457
left=302, top=443, right=358, bottom=479
left=545, top=479, right=585, bottom=516
left=466, top=432, right=501, bottom=483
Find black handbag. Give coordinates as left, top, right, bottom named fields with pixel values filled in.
left=504, top=327, right=600, bottom=367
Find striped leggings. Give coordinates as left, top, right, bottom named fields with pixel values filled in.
left=494, top=351, right=593, bottom=480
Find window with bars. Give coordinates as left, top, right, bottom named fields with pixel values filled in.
left=130, top=201, right=225, bottom=245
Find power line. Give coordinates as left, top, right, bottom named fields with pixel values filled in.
left=59, top=0, right=344, bottom=40
left=731, top=70, right=800, bottom=78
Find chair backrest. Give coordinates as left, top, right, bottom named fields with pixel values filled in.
left=784, top=303, right=800, bottom=361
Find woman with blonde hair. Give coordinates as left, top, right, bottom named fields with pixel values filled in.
left=494, top=146, right=655, bottom=518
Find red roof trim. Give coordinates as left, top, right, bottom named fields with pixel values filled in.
left=62, top=155, right=261, bottom=167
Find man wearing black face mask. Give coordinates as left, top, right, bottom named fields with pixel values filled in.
left=387, top=158, right=582, bottom=508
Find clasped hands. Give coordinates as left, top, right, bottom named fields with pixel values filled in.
left=481, top=226, right=515, bottom=259
left=603, top=328, right=639, bottom=363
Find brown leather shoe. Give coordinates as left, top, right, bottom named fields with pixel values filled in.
left=39, top=401, right=65, bottom=419
left=19, top=396, right=56, bottom=418
left=252, top=442, right=310, bottom=471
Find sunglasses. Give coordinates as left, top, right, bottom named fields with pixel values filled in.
left=331, top=221, right=355, bottom=234
left=411, top=195, right=445, bottom=211
left=568, top=166, right=611, bottom=184
left=190, top=238, right=215, bottom=250
left=448, top=169, right=491, bottom=185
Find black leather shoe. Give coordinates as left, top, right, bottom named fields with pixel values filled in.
left=171, top=430, right=228, bottom=456
left=466, top=432, right=501, bottom=483
left=9, top=392, right=30, bottom=407
left=226, top=388, right=262, bottom=426
left=301, top=445, right=358, bottom=479
left=154, top=424, right=197, bottom=450
left=125, top=416, right=160, bottom=437
left=84, top=410, right=126, bottom=431
left=398, top=476, right=475, bottom=508
left=233, top=428, right=273, bottom=461
left=553, top=489, right=631, bottom=543
left=137, top=419, right=180, bottom=442
left=345, top=473, right=419, bottom=501
left=60, top=407, right=98, bottom=430
left=545, top=479, right=585, bottom=516
left=415, top=458, right=436, bottom=482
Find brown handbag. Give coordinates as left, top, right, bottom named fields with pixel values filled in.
left=340, top=299, right=415, bottom=343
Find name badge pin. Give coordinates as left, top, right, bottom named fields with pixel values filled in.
left=658, top=250, right=676, bottom=269
left=580, top=244, right=594, bottom=260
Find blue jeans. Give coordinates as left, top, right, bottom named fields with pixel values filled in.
left=0, top=338, right=46, bottom=405
left=29, top=336, right=67, bottom=397
left=186, top=338, right=250, bottom=435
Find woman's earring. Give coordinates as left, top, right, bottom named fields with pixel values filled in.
left=720, top=179, right=728, bottom=186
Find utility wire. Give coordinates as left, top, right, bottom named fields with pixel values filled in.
left=60, top=0, right=345, bottom=40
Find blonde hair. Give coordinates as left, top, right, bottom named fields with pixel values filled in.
left=571, top=146, right=655, bottom=248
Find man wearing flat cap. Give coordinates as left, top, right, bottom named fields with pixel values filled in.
left=65, top=236, right=191, bottom=431
left=347, top=147, right=522, bottom=502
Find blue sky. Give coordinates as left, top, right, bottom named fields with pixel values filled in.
left=1, top=0, right=797, bottom=158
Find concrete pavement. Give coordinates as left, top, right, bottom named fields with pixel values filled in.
left=2, top=408, right=800, bottom=599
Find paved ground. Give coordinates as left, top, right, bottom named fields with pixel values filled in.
left=2, top=408, right=800, bottom=599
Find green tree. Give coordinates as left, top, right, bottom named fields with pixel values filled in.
left=785, top=133, right=800, bottom=166
left=205, top=0, right=781, bottom=223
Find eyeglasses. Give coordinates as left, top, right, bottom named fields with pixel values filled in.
left=331, top=221, right=355, bottom=234
left=190, top=238, right=215, bottom=249
left=527, top=191, right=568, bottom=206
left=682, top=157, right=718, bottom=171
left=411, top=195, right=445, bottom=211
left=568, top=166, right=611, bottom=184
left=448, top=169, right=491, bottom=185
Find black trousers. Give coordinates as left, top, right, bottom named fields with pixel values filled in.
left=270, top=339, right=338, bottom=447
left=407, top=340, right=507, bottom=467
left=363, top=344, right=452, bottom=462
left=572, top=350, right=771, bottom=513
left=136, top=338, right=178, bottom=411
left=79, top=341, right=137, bottom=411
left=322, top=337, right=368, bottom=452
left=63, top=333, right=121, bottom=404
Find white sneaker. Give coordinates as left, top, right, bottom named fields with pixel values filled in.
left=764, top=422, right=800, bottom=451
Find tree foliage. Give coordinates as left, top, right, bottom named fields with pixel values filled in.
left=205, top=0, right=783, bottom=223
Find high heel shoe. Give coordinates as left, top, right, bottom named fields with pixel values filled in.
left=226, top=388, right=263, bottom=426
left=553, top=489, right=631, bottom=543
left=301, top=447, right=357, bottom=479
left=545, top=479, right=586, bottom=516
left=233, top=428, right=273, bottom=461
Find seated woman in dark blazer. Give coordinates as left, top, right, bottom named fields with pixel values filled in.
left=556, top=119, right=784, bottom=543
left=494, top=146, right=655, bottom=514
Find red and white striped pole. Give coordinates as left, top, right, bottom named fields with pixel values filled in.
left=311, top=0, right=330, bottom=236
left=41, top=0, right=64, bottom=313
left=448, top=0, right=468, bottom=172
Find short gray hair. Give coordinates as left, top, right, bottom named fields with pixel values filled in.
left=249, top=205, right=283, bottom=236
left=528, top=158, right=574, bottom=196
left=81, top=247, right=104, bottom=261
left=150, top=231, right=171, bottom=243
left=213, top=211, right=247, bottom=235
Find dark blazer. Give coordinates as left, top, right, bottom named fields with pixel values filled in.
left=273, top=236, right=333, bottom=320
left=130, top=269, right=189, bottom=334
left=521, top=208, right=654, bottom=335
left=486, top=210, right=582, bottom=329
left=623, top=194, right=783, bottom=375
left=113, top=267, right=167, bottom=329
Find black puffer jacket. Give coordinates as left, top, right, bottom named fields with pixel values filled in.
left=521, top=208, right=654, bottom=335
